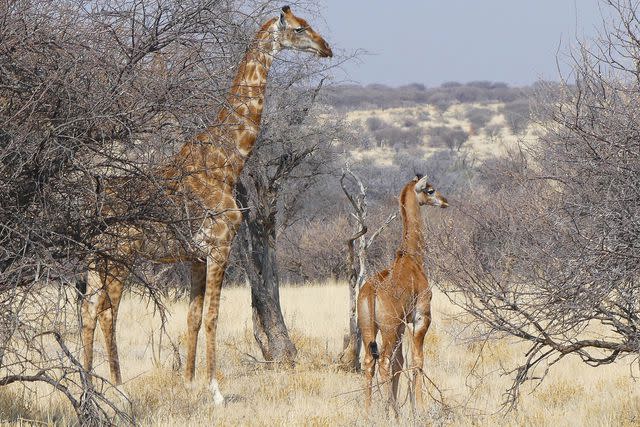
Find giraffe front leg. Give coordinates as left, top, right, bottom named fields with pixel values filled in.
left=185, top=261, right=206, bottom=386
left=378, top=329, right=399, bottom=418
left=388, top=334, right=404, bottom=419
left=410, top=308, right=431, bottom=408
left=203, top=245, right=230, bottom=405
left=390, top=330, right=404, bottom=407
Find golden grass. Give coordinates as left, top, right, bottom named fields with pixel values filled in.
left=2, top=282, right=639, bottom=426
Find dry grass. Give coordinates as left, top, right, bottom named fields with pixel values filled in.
left=2, top=282, right=640, bottom=426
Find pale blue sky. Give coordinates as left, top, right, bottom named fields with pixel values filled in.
left=318, top=0, right=603, bottom=86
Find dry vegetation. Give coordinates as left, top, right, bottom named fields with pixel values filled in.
left=3, top=1, right=640, bottom=425
left=344, top=102, right=538, bottom=167
left=2, top=283, right=639, bottom=426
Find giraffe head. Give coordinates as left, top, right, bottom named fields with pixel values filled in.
left=275, top=6, right=333, bottom=58
left=413, top=174, right=449, bottom=208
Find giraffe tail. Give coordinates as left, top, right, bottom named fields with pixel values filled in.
left=368, top=341, right=379, bottom=360
left=75, top=276, right=87, bottom=301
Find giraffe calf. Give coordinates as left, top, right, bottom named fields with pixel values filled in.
left=358, top=175, right=448, bottom=414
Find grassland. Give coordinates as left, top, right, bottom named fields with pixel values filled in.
left=1, top=283, right=639, bottom=426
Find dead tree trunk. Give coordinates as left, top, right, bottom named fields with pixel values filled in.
left=236, top=181, right=297, bottom=365
left=338, top=167, right=396, bottom=371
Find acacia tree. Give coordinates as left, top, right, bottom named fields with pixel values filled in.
left=0, top=0, right=299, bottom=423
left=430, top=0, right=640, bottom=407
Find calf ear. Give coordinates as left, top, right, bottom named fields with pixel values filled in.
left=415, top=175, right=429, bottom=192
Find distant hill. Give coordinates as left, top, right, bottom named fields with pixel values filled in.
left=327, top=82, right=540, bottom=168
left=323, top=81, right=535, bottom=111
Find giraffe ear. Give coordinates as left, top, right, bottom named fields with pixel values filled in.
left=280, top=5, right=292, bottom=28
left=415, top=175, right=429, bottom=192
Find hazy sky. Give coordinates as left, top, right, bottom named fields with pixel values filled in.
left=318, top=0, right=603, bottom=87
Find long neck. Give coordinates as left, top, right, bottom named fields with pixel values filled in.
left=398, top=183, right=425, bottom=259
left=216, top=17, right=279, bottom=157
left=178, top=17, right=279, bottom=181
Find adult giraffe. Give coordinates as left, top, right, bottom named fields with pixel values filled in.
left=357, top=175, right=448, bottom=414
left=81, top=6, right=332, bottom=404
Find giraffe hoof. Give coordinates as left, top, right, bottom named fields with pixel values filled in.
left=209, top=379, right=225, bottom=405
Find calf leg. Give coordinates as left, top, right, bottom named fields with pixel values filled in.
left=410, top=299, right=432, bottom=406
left=96, top=265, right=126, bottom=385
left=82, top=262, right=127, bottom=386
left=81, top=269, right=101, bottom=380
left=357, top=288, right=378, bottom=410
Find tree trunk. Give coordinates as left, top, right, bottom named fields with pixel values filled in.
left=339, top=271, right=362, bottom=371
left=337, top=169, right=396, bottom=372
left=338, top=229, right=366, bottom=372
left=236, top=182, right=297, bottom=365
left=337, top=169, right=368, bottom=372
left=249, top=238, right=296, bottom=365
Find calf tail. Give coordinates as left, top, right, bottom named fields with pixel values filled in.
left=369, top=341, right=379, bottom=360
left=367, top=285, right=379, bottom=360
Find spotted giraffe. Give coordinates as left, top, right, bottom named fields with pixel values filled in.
left=81, top=5, right=332, bottom=404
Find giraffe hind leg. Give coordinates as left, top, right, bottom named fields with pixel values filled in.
left=96, top=264, right=127, bottom=385
left=358, top=289, right=378, bottom=410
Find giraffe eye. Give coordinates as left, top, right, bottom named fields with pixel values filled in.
left=295, top=27, right=306, bottom=34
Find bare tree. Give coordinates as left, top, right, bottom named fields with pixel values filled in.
left=430, top=0, right=640, bottom=408
left=337, top=166, right=395, bottom=372
left=234, top=71, right=349, bottom=363
left=0, top=0, right=296, bottom=422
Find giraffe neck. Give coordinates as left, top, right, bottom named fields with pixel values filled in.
left=177, top=17, right=281, bottom=188
left=398, top=183, right=425, bottom=260
left=216, top=17, right=279, bottom=156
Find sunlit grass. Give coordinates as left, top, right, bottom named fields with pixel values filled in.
left=1, top=282, right=639, bottom=425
